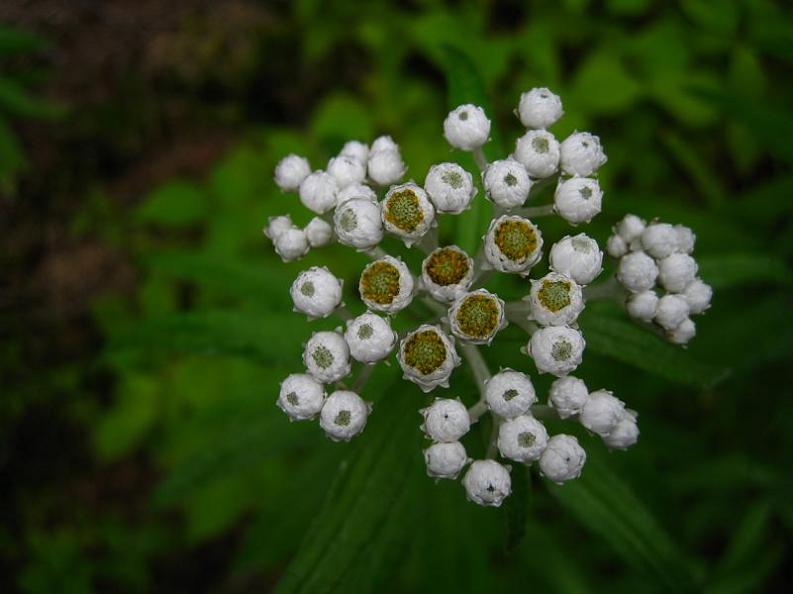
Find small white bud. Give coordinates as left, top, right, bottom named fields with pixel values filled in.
left=560, top=132, right=607, bottom=177
left=336, top=182, right=378, bottom=205
left=304, top=217, right=333, bottom=247
left=549, top=234, right=603, bottom=285
left=424, top=162, right=477, bottom=214
left=334, top=197, right=384, bottom=249
left=485, top=369, right=537, bottom=418
left=658, top=253, right=699, bottom=293
left=616, top=214, right=646, bottom=244
left=327, top=155, right=366, bottom=188
left=340, top=140, right=369, bottom=163
left=277, top=373, right=326, bottom=421
left=274, top=154, right=311, bottom=191
left=626, top=290, right=659, bottom=323
left=420, top=245, right=474, bottom=303
left=264, top=214, right=295, bottom=242
left=371, top=135, right=398, bottom=153
left=498, top=415, right=549, bottom=463
left=274, top=228, right=309, bottom=262
left=548, top=375, right=588, bottom=419
left=603, top=411, right=639, bottom=450
left=290, top=266, right=342, bottom=319
left=513, top=129, right=560, bottom=178
left=299, top=171, right=338, bottom=214
left=675, top=225, right=696, bottom=254
left=449, top=289, right=507, bottom=345
left=367, top=149, right=406, bottom=186
left=683, top=278, right=713, bottom=315
left=397, top=324, right=461, bottom=392
left=483, top=159, right=532, bottom=209
left=463, top=460, right=511, bottom=507
left=484, top=215, right=543, bottom=275
left=443, top=104, right=491, bottom=151
left=668, top=317, right=696, bottom=345
left=381, top=182, right=435, bottom=246
left=539, top=434, right=586, bottom=483
left=617, top=251, right=659, bottom=292
left=554, top=177, right=603, bottom=224
left=641, top=223, right=678, bottom=259
left=359, top=255, right=414, bottom=314
left=528, top=326, right=586, bottom=377
left=517, top=87, right=563, bottom=129
left=319, top=390, right=371, bottom=441
left=579, top=389, right=625, bottom=436
left=529, top=272, right=585, bottom=327
left=654, top=294, right=690, bottom=331
left=344, top=312, right=396, bottom=363
left=303, top=331, right=351, bottom=383
left=424, top=441, right=469, bottom=479
left=421, top=398, right=470, bottom=442
left=606, top=234, right=628, bottom=258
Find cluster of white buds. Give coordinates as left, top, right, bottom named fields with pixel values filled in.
left=265, top=86, right=710, bottom=506
left=608, top=214, right=712, bottom=345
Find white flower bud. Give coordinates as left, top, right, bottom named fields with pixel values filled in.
left=616, top=214, right=646, bottom=244
left=606, top=234, right=628, bottom=258
left=654, top=294, right=690, bottom=331
left=668, top=317, right=696, bottom=345
left=658, top=253, right=698, bottom=293
left=539, top=434, right=586, bottom=483
left=485, top=369, right=537, bottom=418
left=303, top=331, right=351, bottom=383
left=626, top=290, right=659, bottom=323
left=529, top=272, right=585, bottom=327
left=344, top=312, right=396, bottom=363
left=264, top=214, right=295, bottom=242
left=274, top=154, right=311, bottom=191
left=548, top=375, right=588, bottom=419
left=513, top=130, right=560, bottom=178
left=463, top=460, right=511, bottom=507
left=603, top=411, right=639, bottom=450
left=420, top=245, right=474, bottom=303
left=319, top=390, right=371, bottom=441
left=340, top=140, right=369, bottom=163
left=336, top=182, right=378, bottom=205
left=675, top=225, right=696, bottom=254
left=549, top=234, right=603, bottom=285
left=517, top=87, right=563, bottom=129
left=483, top=159, right=532, bottom=209
left=443, top=104, right=490, bottom=150
left=277, top=373, right=326, bottom=421
left=424, top=441, right=469, bottom=479
left=560, top=132, right=607, bottom=177
left=641, top=223, right=678, bottom=259
left=327, top=155, right=366, bottom=188
left=304, top=217, right=333, bottom=247
left=484, top=215, right=543, bottom=275
left=367, top=149, right=406, bottom=186
left=421, top=398, right=470, bottom=442
left=334, top=197, right=384, bottom=249
left=274, top=228, right=309, bottom=262
left=381, top=182, right=435, bottom=246
left=528, top=326, right=586, bottom=376
left=683, top=278, right=713, bottom=315
left=498, top=415, right=549, bottom=463
left=371, top=135, right=398, bottom=153
left=449, top=289, right=506, bottom=345
left=554, top=177, right=603, bottom=224
left=579, top=389, right=625, bottom=436
left=290, top=266, right=342, bottom=319
left=617, top=251, right=659, bottom=292
left=397, top=324, right=460, bottom=392
left=299, top=171, right=338, bottom=214
left=424, top=162, right=477, bottom=214
left=359, top=255, right=414, bottom=314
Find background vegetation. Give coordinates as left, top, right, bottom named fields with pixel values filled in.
left=1, top=1, right=792, bottom=592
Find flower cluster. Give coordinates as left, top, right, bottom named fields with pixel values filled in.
left=265, top=86, right=711, bottom=506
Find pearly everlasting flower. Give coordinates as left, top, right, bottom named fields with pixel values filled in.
left=290, top=266, right=342, bottom=319
left=424, top=162, right=477, bottom=214
left=303, top=331, right=351, bottom=383
left=579, top=389, right=625, bottom=436
left=484, top=215, right=543, bottom=275
left=381, top=182, right=435, bottom=246
left=274, top=154, right=311, bottom=191
left=463, top=460, right=511, bottom=507
left=548, top=375, right=588, bottom=419
left=371, top=135, right=398, bottom=153
left=359, top=255, right=414, bottom=314
left=554, top=177, right=603, bottom=224
left=327, top=155, right=366, bottom=188
left=641, top=223, right=679, bottom=259
left=368, top=149, right=405, bottom=186
left=559, top=132, right=607, bottom=177
left=421, top=398, right=470, bottom=442
left=655, top=294, right=690, bottom=331
left=514, top=130, right=560, bottom=178
left=319, top=390, right=371, bottom=441
left=606, top=233, right=628, bottom=258
left=617, top=251, right=659, bottom=292
left=658, top=253, right=698, bottom=293
left=274, top=228, right=309, bottom=262
left=448, top=289, right=506, bottom=345
left=529, top=272, right=585, bottom=327
left=498, top=415, right=549, bottom=463
left=626, top=290, right=659, bottom=323
left=683, top=279, right=713, bottom=315
left=528, top=326, right=586, bottom=376
left=278, top=373, right=326, bottom=421
left=443, top=104, right=491, bottom=151
left=304, top=217, right=333, bottom=247
left=539, top=434, right=586, bottom=483
left=420, top=245, right=474, bottom=303
left=517, top=87, right=563, bottom=129
left=675, top=225, right=696, bottom=254
left=264, top=214, right=295, bottom=242
left=485, top=369, right=537, bottom=418
left=299, top=171, right=338, bottom=214
left=616, top=214, right=646, bottom=244
left=336, top=182, right=378, bottom=205
left=549, top=234, right=603, bottom=285
left=424, top=442, right=469, bottom=479
left=334, top=197, right=384, bottom=249
left=344, top=312, right=397, bottom=363
left=668, top=317, right=696, bottom=345
left=340, top=140, right=369, bottom=163
left=603, top=411, right=639, bottom=450
left=483, top=159, right=532, bottom=209
left=398, top=325, right=460, bottom=392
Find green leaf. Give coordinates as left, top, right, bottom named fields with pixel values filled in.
left=0, top=117, right=26, bottom=194
left=0, top=76, right=62, bottom=119
left=0, top=25, right=47, bottom=55
left=135, top=180, right=209, bottom=227
left=697, top=253, right=792, bottom=289
left=311, top=93, right=374, bottom=146
left=570, top=49, right=641, bottom=115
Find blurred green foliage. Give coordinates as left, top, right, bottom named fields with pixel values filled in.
left=4, top=0, right=793, bottom=592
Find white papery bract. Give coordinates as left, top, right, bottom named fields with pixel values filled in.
left=606, top=233, right=628, bottom=258
left=424, top=442, right=469, bottom=479
left=278, top=373, right=326, bottom=421
left=344, top=312, right=396, bottom=363
left=483, top=159, right=532, bottom=209
left=299, top=171, right=338, bottom=214
left=485, top=369, right=537, bottom=418
left=397, top=325, right=460, bottom=392
left=334, top=197, right=384, bottom=249
left=528, top=326, right=585, bottom=376
left=319, top=390, right=371, bottom=441
left=327, top=155, right=366, bottom=188
left=549, top=234, right=603, bottom=285
left=554, top=177, right=603, bottom=224
left=675, top=225, right=696, bottom=254
left=305, top=217, right=333, bottom=247
left=274, top=228, right=309, bottom=262
left=448, top=289, right=506, bottom=345
left=616, top=214, right=646, bottom=244
left=498, top=415, right=549, bottom=463
left=421, top=398, right=471, bottom=442
left=359, top=255, right=414, bottom=314
left=684, top=279, right=713, bottom=315
left=668, top=317, right=697, bottom=345
left=382, top=182, right=435, bottom=246
left=264, top=215, right=294, bottom=242
left=463, top=460, right=511, bottom=507
left=371, top=135, right=398, bottom=153
left=290, top=266, right=342, bottom=319
left=424, top=162, right=477, bottom=214
left=618, top=251, right=659, bottom=293
left=514, top=129, right=560, bottom=178
left=603, top=411, right=640, bottom=450
left=658, top=253, right=698, bottom=293
left=539, top=434, right=586, bottom=483
left=484, top=215, right=543, bottom=275
left=274, top=154, right=311, bottom=191
left=655, top=294, right=690, bottom=331
left=579, top=389, right=625, bottom=436
left=303, top=331, right=351, bottom=384
left=529, top=272, right=585, bottom=327
left=368, top=148, right=405, bottom=186
left=517, top=87, right=563, bottom=129
left=559, top=132, right=607, bottom=177
left=626, top=290, right=659, bottom=323
left=340, top=140, right=369, bottom=163
left=641, top=223, right=679, bottom=259
left=443, top=104, right=491, bottom=150
left=337, top=182, right=378, bottom=205
left=420, top=245, right=474, bottom=303
left=548, top=375, right=588, bottom=419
